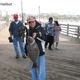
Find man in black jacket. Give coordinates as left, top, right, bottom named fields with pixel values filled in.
left=27, top=16, right=46, bottom=80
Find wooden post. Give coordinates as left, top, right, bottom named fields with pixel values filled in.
left=77, top=27, right=79, bottom=39
left=67, top=24, right=69, bottom=36
left=79, top=27, right=80, bottom=39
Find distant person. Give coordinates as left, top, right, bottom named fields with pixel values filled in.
left=54, top=21, right=61, bottom=50
left=44, top=17, right=54, bottom=50
left=9, top=14, right=26, bottom=58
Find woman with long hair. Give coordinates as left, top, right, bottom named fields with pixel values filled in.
left=54, top=21, right=61, bottom=50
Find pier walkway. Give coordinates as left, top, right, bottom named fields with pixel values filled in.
left=0, top=26, right=80, bottom=80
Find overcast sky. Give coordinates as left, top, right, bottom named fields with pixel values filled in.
left=0, top=0, right=80, bottom=15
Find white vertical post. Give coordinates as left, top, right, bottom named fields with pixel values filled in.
left=21, top=0, right=23, bottom=24
left=38, top=6, right=40, bottom=22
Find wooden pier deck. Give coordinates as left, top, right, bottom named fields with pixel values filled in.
left=0, top=26, right=80, bottom=80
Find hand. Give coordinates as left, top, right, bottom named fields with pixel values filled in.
left=10, top=35, right=12, bottom=39
left=33, top=33, right=37, bottom=39
left=10, top=32, right=12, bottom=39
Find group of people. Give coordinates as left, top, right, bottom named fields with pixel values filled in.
left=44, top=17, right=61, bottom=50
left=8, top=14, right=61, bottom=80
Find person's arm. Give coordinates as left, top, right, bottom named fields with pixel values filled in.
left=53, top=26, right=55, bottom=36
left=9, top=32, right=12, bottom=38
left=44, top=23, right=47, bottom=32
left=59, top=26, right=61, bottom=31
left=34, top=27, right=46, bottom=41
left=9, top=22, right=13, bottom=38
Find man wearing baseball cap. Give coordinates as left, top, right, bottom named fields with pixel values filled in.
left=27, top=17, right=36, bottom=22
left=9, top=14, right=26, bottom=58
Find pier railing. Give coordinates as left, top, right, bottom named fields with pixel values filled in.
left=60, top=24, right=80, bottom=39
left=41, top=22, right=80, bottom=39
left=0, top=22, right=9, bottom=31
left=0, top=23, right=6, bottom=31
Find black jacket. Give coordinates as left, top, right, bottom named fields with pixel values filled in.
left=28, top=21, right=46, bottom=56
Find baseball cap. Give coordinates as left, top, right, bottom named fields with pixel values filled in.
left=13, top=14, right=18, bottom=18
left=27, top=16, right=36, bottom=23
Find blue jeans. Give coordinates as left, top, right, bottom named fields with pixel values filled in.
left=30, top=55, right=46, bottom=80
left=13, top=37, right=26, bottom=56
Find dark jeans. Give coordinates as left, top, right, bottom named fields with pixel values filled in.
left=45, top=35, right=54, bottom=49
left=25, top=44, right=27, bottom=56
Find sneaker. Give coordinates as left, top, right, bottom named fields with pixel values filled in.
left=49, top=48, right=53, bottom=50
left=23, top=55, right=27, bottom=59
left=16, top=55, right=19, bottom=58
left=55, top=47, right=59, bottom=50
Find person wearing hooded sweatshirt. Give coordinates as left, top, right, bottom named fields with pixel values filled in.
left=26, top=16, right=46, bottom=80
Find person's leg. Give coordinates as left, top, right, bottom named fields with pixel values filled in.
left=13, top=37, right=20, bottom=56
left=24, top=43, right=27, bottom=56
left=52, top=36, right=54, bottom=49
left=53, top=36, right=54, bottom=47
left=18, top=37, right=26, bottom=56
left=56, top=42, right=58, bottom=48
left=45, top=35, right=49, bottom=48
left=54, top=36, right=56, bottom=43
left=30, top=62, right=37, bottom=80
left=56, top=36, right=59, bottom=50
left=38, top=55, right=46, bottom=80
left=48, top=36, right=53, bottom=50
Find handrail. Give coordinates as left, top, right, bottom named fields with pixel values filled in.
left=60, top=24, right=80, bottom=39
left=60, top=24, right=80, bottom=27
left=41, top=22, right=80, bottom=39
left=0, top=22, right=7, bottom=31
